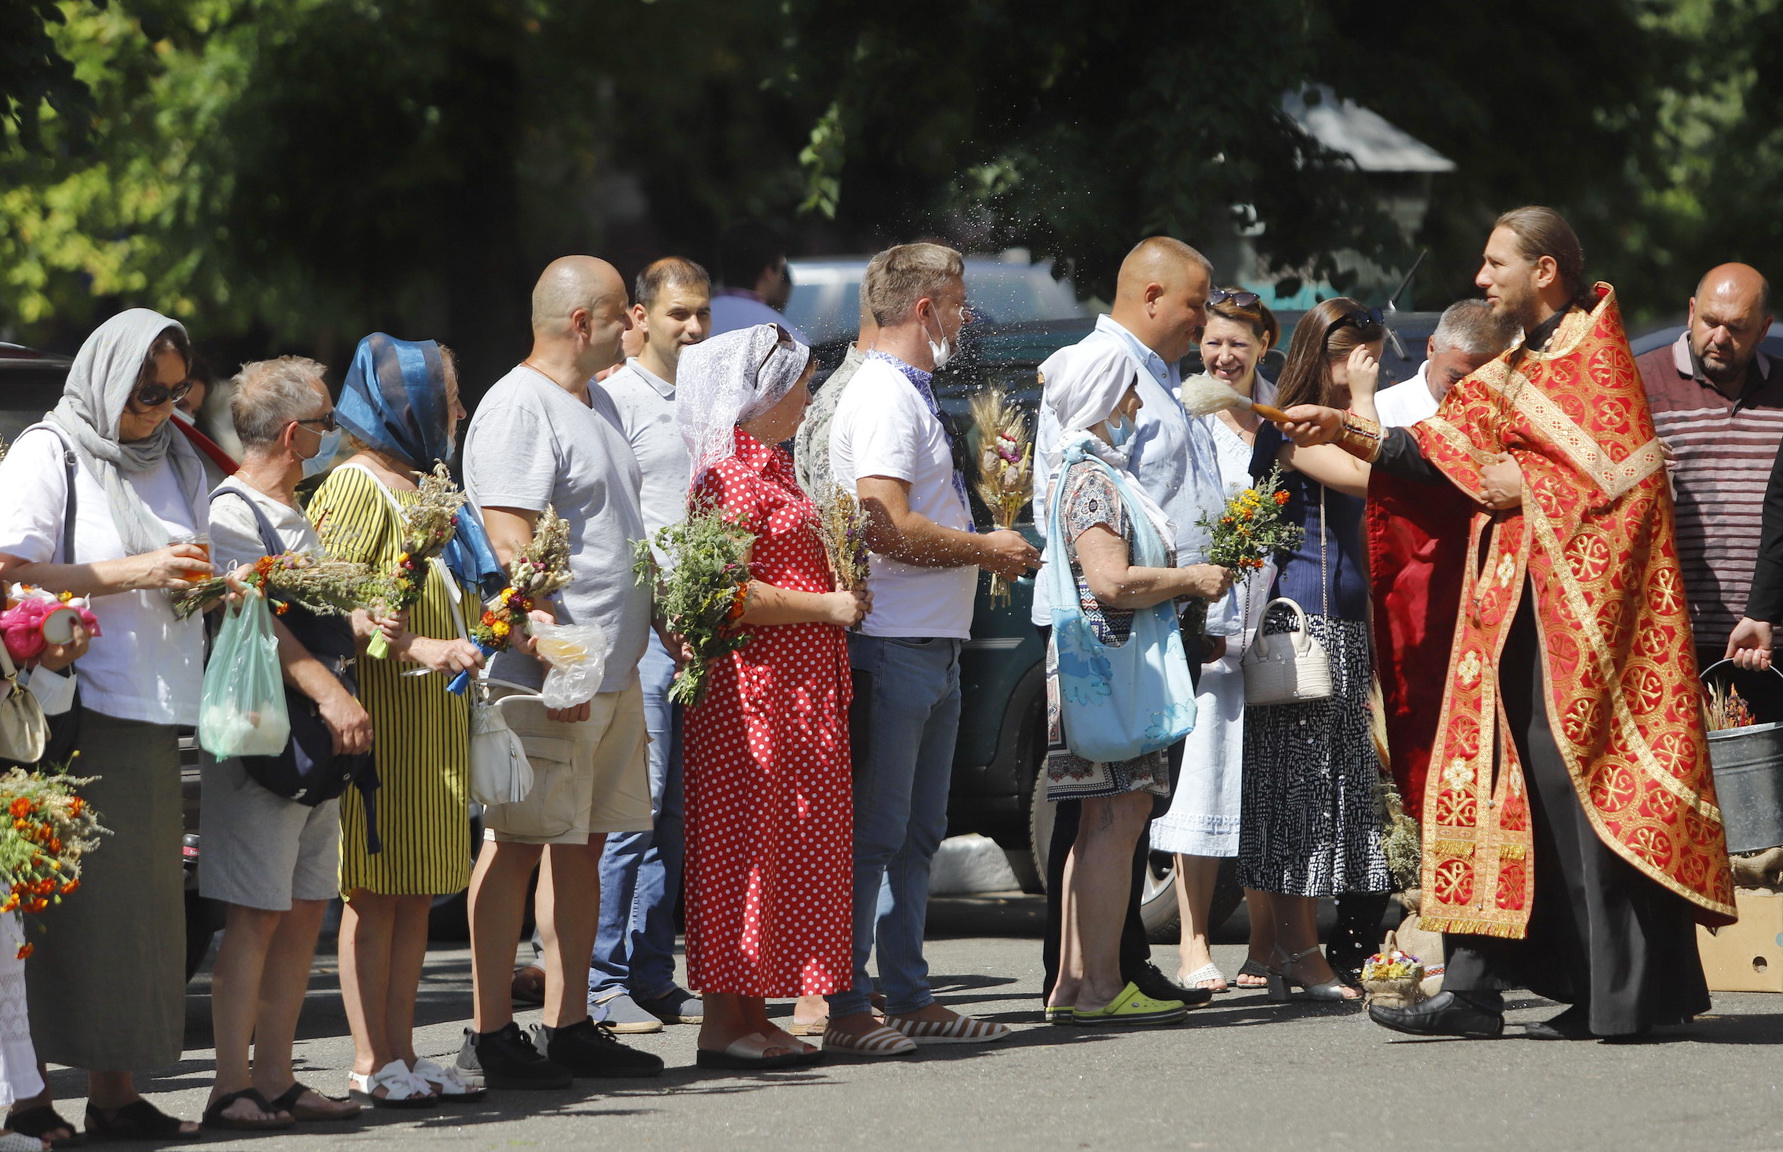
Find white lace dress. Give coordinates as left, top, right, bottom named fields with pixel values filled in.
left=1150, top=412, right=1272, bottom=856
left=0, top=915, right=44, bottom=1107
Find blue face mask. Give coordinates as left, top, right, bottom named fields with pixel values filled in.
left=302, top=427, right=343, bottom=479
left=1106, top=413, right=1135, bottom=448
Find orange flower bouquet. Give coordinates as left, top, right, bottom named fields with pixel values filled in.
left=1185, top=465, right=1304, bottom=636
left=0, top=764, right=109, bottom=958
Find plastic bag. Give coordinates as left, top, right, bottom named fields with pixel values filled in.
left=199, top=589, right=291, bottom=759
left=531, top=620, right=609, bottom=711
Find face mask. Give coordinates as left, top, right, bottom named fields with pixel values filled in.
left=302, top=428, right=342, bottom=479
left=925, top=311, right=955, bottom=372
left=1106, top=413, right=1135, bottom=448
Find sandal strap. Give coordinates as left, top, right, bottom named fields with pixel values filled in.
left=7, top=1105, right=76, bottom=1140
left=267, top=1082, right=310, bottom=1113
left=87, top=1098, right=188, bottom=1139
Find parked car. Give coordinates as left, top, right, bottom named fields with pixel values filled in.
left=924, top=307, right=1447, bottom=941
left=786, top=254, right=1090, bottom=351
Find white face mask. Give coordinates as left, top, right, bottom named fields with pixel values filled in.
left=925, top=309, right=956, bottom=372
left=302, top=427, right=342, bottom=479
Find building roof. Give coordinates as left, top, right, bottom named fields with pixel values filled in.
left=1281, top=85, right=1456, bottom=174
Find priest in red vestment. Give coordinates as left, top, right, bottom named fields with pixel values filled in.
left=1279, top=207, right=1735, bottom=1041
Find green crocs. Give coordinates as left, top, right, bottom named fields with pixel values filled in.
left=1070, top=982, right=1189, bottom=1026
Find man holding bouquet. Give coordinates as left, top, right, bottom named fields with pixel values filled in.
left=458, top=256, right=663, bottom=1088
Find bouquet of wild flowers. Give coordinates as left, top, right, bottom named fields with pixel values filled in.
left=1183, top=465, right=1305, bottom=635
left=171, top=552, right=377, bottom=620
left=634, top=502, right=755, bottom=706
left=1705, top=682, right=1758, bottom=731
left=448, top=507, right=573, bottom=694
left=968, top=388, right=1033, bottom=607
left=814, top=484, right=871, bottom=593
left=365, top=463, right=466, bottom=658
left=0, top=765, right=109, bottom=958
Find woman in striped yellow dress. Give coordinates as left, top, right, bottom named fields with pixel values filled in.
left=310, top=334, right=504, bottom=1107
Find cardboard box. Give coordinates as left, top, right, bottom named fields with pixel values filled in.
left=1697, top=888, right=1783, bottom=993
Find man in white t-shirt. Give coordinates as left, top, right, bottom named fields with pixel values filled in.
left=459, top=256, right=663, bottom=1090
left=587, top=257, right=710, bottom=1033
left=823, top=243, right=1040, bottom=1056
left=202, top=357, right=371, bottom=1127
left=1373, top=299, right=1517, bottom=428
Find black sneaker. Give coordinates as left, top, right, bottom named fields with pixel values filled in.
left=471, top=1021, right=573, bottom=1090
left=534, top=1017, right=664, bottom=1078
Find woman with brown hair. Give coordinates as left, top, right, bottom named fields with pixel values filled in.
left=1238, top=297, right=1392, bottom=1002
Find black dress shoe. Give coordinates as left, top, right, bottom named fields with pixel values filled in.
left=1130, top=962, right=1215, bottom=1008
left=1368, top=991, right=1503, bottom=1039
left=1523, top=1004, right=1595, bottom=1041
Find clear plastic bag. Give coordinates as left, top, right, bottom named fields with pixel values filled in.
left=199, top=589, right=291, bottom=759
left=531, top=620, right=609, bottom=711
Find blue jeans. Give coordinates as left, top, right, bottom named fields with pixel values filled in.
left=827, top=634, right=962, bottom=1018
left=589, top=632, right=684, bottom=1000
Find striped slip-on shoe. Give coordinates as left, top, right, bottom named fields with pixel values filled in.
left=884, top=1012, right=1011, bottom=1045
left=821, top=1023, right=918, bottom=1058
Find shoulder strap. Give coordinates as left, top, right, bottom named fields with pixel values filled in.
left=210, top=479, right=283, bottom=558
left=21, top=424, right=79, bottom=565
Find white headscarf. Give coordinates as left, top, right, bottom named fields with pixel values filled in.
left=47, top=308, right=207, bottom=556
left=675, top=324, right=811, bottom=481
left=1039, top=338, right=1174, bottom=545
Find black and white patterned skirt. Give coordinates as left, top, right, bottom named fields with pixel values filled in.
left=1237, top=609, right=1391, bottom=897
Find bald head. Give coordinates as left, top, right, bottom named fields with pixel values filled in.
left=1109, top=236, right=1214, bottom=363
left=529, top=255, right=633, bottom=379
left=1688, top=262, right=1774, bottom=394
left=532, top=256, right=627, bottom=336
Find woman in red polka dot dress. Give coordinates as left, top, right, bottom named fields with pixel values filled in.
left=675, top=325, right=871, bottom=1070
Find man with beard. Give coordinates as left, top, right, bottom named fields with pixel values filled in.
left=1281, top=206, right=1735, bottom=1041
left=1636, top=264, right=1783, bottom=668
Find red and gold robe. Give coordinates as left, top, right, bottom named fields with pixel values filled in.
left=1368, top=285, right=1736, bottom=937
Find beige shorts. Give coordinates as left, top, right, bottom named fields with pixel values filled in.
left=482, top=674, right=652, bottom=845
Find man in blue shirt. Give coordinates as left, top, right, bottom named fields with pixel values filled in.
left=1031, top=236, right=1237, bottom=1010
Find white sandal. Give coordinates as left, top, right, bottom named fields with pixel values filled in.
left=346, top=1060, right=437, bottom=1109
left=411, top=1057, right=487, bottom=1102
left=1181, top=962, right=1229, bottom=992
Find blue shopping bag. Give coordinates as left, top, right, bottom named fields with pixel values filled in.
left=1042, top=437, right=1196, bottom=763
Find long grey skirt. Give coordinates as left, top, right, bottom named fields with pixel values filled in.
left=26, top=709, right=185, bottom=1070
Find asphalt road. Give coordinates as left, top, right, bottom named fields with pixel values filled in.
left=41, top=894, right=1783, bottom=1152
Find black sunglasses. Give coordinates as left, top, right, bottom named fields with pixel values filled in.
left=1209, top=288, right=1261, bottom=308
left=293, top=412, right=339, bottom=434
left=755, top=323, right=797, bottom=381
left=133, top=379, right=195, bottom=408
left=1324, top=307, right=1385, bottom=339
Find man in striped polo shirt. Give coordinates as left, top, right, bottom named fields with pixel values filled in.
left=1636, top=262, right=1780, bottom=666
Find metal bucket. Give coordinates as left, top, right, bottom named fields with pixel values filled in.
left=1702, top=662, right=1783, bottom=854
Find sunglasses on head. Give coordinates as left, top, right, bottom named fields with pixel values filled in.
left=1324, top=306, right=1385, bottom=339
left=755, top=324, right=798, bottom=381
left=132, top=378, right=195, bottom=409
left=1208, top=288, right=1261, bottom=309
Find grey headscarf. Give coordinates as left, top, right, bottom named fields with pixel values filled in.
left=676, top=324, right=811, bottom=482
left=47, top=308, right=208, bottom=556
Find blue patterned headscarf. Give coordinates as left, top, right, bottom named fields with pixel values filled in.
left=338, top=333, right=506, bottom=596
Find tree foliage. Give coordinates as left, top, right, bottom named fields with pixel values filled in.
left=2, top=0, right=1780, bottom=382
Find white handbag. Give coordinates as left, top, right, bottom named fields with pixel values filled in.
left=442, top=561, right=538, bottom=806
left=1241, top=486, right=1335, bottom=706
left=0, top=644, right=48, bottom=766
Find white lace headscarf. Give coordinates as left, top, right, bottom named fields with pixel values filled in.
left=48, top=308, right=207, bottom=556
left=675, top=323, right=811, bottom=482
